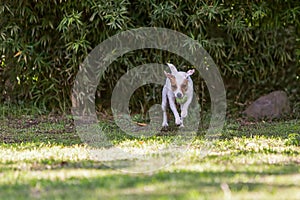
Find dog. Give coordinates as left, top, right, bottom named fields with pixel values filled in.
left=162, top=63, right=195, bottom=128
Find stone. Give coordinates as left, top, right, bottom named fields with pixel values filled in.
left=244, top=90, right=291, bottom=120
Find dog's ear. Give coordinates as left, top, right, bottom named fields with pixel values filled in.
left=164, top=71, right=174, bottom=79
left=186, top=69, right=195, bottom=77
left=166, top=63, right=178, bottom=74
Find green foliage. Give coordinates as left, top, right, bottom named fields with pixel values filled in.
left=0, top=0, right=299, bottom=115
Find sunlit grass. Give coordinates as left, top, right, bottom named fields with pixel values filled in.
left=0, top=113, right=299, bottom=199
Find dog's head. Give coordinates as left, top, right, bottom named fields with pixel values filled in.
left=164, top=63, right=195, bottom=100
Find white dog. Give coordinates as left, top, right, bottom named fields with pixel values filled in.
left=162, top=63, right=195, bottom=127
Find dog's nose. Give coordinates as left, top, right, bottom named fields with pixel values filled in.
left=176, top=93, right=182, bottom=98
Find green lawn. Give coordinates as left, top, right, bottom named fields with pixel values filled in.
left=0, top=112, right=300, bottom=200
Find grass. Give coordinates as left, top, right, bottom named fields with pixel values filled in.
left=0, top=107, right=300, bottom=199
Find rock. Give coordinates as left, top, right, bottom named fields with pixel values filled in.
left=244, top=90, right=291, bottom=120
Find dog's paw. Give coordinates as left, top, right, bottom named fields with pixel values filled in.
left=175, top=118, right=182, bottom=126
left=162, top=122, right=169, bottom=127
left=181, top=110, right=188, bottom=118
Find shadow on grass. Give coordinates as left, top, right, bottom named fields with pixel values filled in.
left=0, top=164, right=299, bottom=200
left=221, top=119, right=300, bottom=139
left=0, top=115, right=81, bottom=145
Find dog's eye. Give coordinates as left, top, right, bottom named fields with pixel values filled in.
left=181, top=83, right=188, bottom=91
left=171, top=85, right=177, bottom=90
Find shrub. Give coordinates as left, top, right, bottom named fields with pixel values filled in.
left=0, top=0, right=299, bottom=116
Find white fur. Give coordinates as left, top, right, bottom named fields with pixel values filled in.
left=162, top=63, right=194, bottom=127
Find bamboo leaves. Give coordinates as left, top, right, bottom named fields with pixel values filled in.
left=0, top=0, right=299, bottom=114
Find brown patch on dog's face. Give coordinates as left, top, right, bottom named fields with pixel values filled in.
left=165, top=73, right=177, bottom=91
left=181, top=79, right=188, bottom=93
left=170, top=77, right=177, bottom=91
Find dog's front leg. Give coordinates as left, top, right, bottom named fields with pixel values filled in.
left=168, top=95, right=182, bottom=126
left=161, top=87, right=169, bottom=127
left=180, top=97, right=193, bottom=127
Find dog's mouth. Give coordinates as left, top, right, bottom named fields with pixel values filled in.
left=175, top=95, right=188, bottom=104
